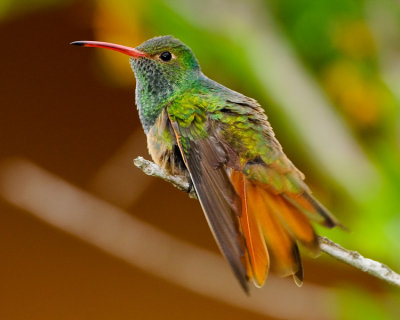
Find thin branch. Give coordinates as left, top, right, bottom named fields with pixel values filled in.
left=133, top=157, right=197, bottom=199
left=134, top=156, right=400, bottom=288
left=318, top=237, right=400, bottom=287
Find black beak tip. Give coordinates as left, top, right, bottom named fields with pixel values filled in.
left=70, top=41, right=85, bottom=46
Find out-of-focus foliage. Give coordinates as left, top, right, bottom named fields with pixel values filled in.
left=335, top=286, right=399, bottom=320
left=1, top=0, right=399, bottom=319
left=269, top=0, right=398, bottom=141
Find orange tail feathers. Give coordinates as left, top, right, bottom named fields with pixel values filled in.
left=231, top=171, right=324, bottom=286
left=231, top=171, right=269, bottom=287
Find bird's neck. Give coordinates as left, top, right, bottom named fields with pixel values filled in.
left=135, top=75, right=201, bottom=133
left=135, top=80, right=172, bottom=133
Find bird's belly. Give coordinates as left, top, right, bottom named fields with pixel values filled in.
left=146, top=123, right=188, bottom=179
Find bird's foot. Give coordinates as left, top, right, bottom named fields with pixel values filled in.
left=186, top=179, right=194, bottom=194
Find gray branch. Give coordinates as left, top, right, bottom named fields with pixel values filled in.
left=134, top=156, right=400, bottom=288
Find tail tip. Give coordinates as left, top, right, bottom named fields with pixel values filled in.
left=293, top=274, right=303, bottom=287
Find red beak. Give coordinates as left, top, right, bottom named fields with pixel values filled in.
left=70, top=40, right=147, bottom=58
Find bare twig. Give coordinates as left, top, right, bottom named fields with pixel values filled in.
left=318, top=237, right=400, bottom=287
left=133, top=157, right=197, bottom=199
left=133, top=156, right=400, bottom=288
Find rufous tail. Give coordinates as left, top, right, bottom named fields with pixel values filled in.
left=230, top=171, right=336, bottom=287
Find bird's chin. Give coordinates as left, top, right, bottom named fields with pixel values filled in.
left=129, top=57, right=137, bottom=73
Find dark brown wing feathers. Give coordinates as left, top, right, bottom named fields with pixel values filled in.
left=168, top=118, right=249, bottom=292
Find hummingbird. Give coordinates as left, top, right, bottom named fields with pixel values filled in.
left=71, top=35, right=340, bottom=292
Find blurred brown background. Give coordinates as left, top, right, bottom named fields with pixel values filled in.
left=0, top=1, right=399, bottom=319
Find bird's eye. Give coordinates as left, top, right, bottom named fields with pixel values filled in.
left=159, top=51, right=172, bottom=62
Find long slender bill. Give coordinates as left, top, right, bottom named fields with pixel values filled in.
left=70, top=41, right=147, bottom=58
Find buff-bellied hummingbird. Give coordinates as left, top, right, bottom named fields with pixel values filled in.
left=71, top=36, right=341, bottom=292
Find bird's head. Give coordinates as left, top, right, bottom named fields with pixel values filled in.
left=71, top=35, right=201, bottom=93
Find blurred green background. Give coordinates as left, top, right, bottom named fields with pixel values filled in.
left=0, top=0, right=399, bottom=319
